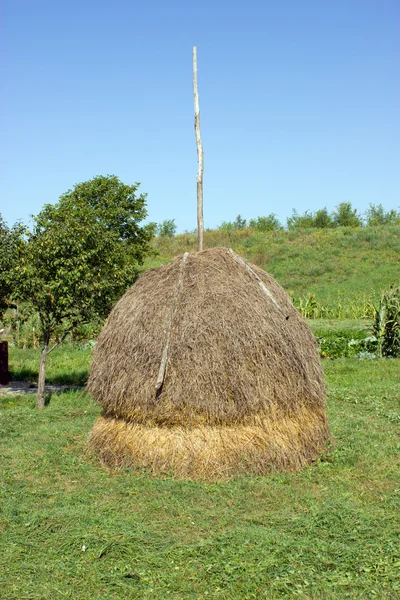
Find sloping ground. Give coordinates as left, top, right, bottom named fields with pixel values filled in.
left=147, top=225, right=400, bottom=312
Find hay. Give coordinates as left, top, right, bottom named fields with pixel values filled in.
left=87, top=247, right=330, bottom=479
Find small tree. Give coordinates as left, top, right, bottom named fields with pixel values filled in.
left=233, top=214, right=247, bottom=230
left=287, top=209, right=315, bottom=229
left=365, top=204, right=400, bottom=226
left=17, top=175, right=154, bottom=408
left=332, top=202, right=362, bottom=227
left=287, top=208, right=333, bottom=230
left=157, top=219, right=177, bottom=237
left=249, top=214, right=283, bottom=232
left=218, top=215, right=247, bottom=231
left=313, top=208, right=333, bottom=229
left=218, top=220, right=234, bottom=232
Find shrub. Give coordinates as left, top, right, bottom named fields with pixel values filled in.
left=287, top=210, right=316, bottom=230
left=332, top=202, right=362, bottom=227
left=219, top=215, right=247, bottom=231
left=157, top=219, right=177, bottom=237
left=365, top=204, right=400, bottom=226
left=249, top=214, right=283, bottom=232
left=287, top=208, right=333, bottom=230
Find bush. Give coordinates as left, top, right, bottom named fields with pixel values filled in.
left=157, top=219, right=177, bottom=237
left=287, top=210, right=316, bottom=230
left=249, top=214, right=283, bottom=232
left=219, top=215, right=247, bottom=231
left=365, top=204, right=400, bottom=227
left=332, top=202, right=362, bottom=227
left=287, top=208, right=333, bottom=230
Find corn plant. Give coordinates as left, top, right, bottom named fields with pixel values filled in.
left=371, top=285, right=400, bottom=357
left=295, top=294, right=327, bottom=319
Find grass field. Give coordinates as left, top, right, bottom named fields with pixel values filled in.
left=1, top=353, right=399, bottom=599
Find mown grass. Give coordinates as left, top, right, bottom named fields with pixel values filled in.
left=8, top=344, right=92, bottom=385
left=1, top=358, right=399, bottom=599
left=147, top=225, right=400, bottom=314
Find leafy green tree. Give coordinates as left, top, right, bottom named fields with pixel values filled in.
left=218, top=215, right=247, bottom=232
left=0, top=215, right=26, bottom=316
left=218, top=220, right=234, bottom=232
left=365, top=204, right=400, bottom=226
left=286, top=209, right=315, bottom=230
left=157, top=219, right=177, bottom=237
left=313, top=208, right=333, bottom=229
left=249, top=214, right=283, bottom=232
left=17, top=175, right=154, bottom=408
left=233, top=214, right=247, bottom=230
left=287, top=208, right=333, bottom=230
left=332, top=202, right=362, bottom=227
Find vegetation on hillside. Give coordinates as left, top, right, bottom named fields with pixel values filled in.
left=216, top=203, right=400, bottom=232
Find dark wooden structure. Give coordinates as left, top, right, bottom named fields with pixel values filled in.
left=0, top=341, right=9, bottom=385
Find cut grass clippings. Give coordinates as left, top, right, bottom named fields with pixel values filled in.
left=0, top=358, right=399, bottom=598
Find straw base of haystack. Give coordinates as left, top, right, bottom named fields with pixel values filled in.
left=88, top=406, right=330, bottom=480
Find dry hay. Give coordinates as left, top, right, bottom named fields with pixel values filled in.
left=87, top=247, right=330, bottom=479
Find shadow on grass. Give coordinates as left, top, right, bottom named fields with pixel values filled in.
left=9, top=368, right=88, bottom=386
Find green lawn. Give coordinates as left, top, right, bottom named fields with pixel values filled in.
left=8, top=344, right=92, bottom=386
left=1, top=358, right=399, bottom=599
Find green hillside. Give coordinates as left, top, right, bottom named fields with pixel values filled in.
left=145, top=225, right=400, bottom=317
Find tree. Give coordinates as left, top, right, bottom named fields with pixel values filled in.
left=17, top=175, right=154, bottom=408
left=287, top=208, right=333, bottom=230
left=249, top=214, right=283, bottom=232
left=233, top=214, right=247, bottom=230
left=287, top=209, right=315, bottom=230
left=157, top=219, right=177, bottom=237
left=365, top=204, right=400, bottom=226
left=218, top=215, right=247, bottom=232
left=0, top=215, right=26, bottom=316
left=332, top=202, right=362, bottom=227
left=313, top=208, right=333, bottom=229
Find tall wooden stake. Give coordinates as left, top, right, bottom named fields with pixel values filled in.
left=193, top=46, right=204, bottom=251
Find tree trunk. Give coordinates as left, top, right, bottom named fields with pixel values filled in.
left=193, top=46, right=204, bottom=252
left=0, top=341, right=8, bottom=385
left=37, top=333, right=50, bottom=409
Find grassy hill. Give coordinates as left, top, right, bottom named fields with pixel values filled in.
left=145, top=225, right=400, bottom=317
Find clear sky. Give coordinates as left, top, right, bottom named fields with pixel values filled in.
left=1, top=0, right=399, bottom=232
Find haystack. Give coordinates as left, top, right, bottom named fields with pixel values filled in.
left=87, top=247, right=330, bottom=479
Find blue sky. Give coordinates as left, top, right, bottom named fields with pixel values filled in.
left=1, top=0, right=399, bottom=232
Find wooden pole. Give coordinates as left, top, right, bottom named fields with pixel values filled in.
left=193, top=46, right=204, bottom=251
left=155, top=252, right=189, bottom=397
